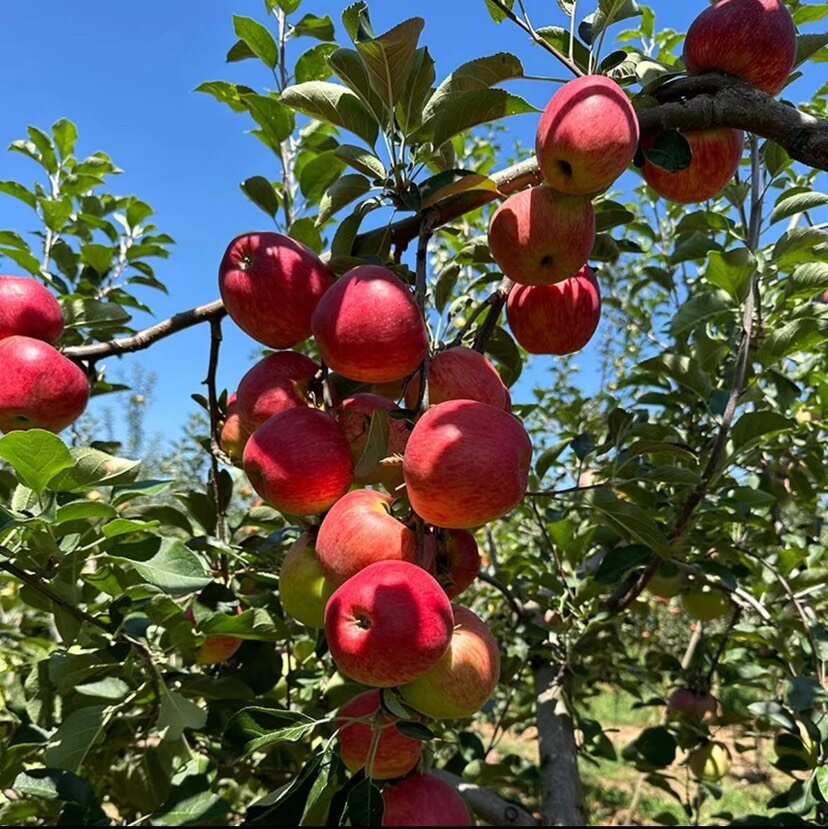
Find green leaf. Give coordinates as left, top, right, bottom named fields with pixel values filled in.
left=669, top=289, right=733, bottom=338
left=299, top=150, right=347, bottom=202
left=317, top=174, right=371, bottom=224
left=245, top=720, right=319, bottom=754
left=288, top=217, right=324, bottom=253
left=395, top=721, right=435, bottom=741
left=200, top=608, right=283, bottom=641
left=354, top=409, right=391, bottom=480
left=55, top=501, right=117, bottom=524
left=281, top=81, right=378, bottom=146
left=226, top=38, right=256, bottom=63
left=396, top=47, right=436, bottom=134
left=233, top=15, right=278, bottom=69
left=731, top=411, right=794, bottom=452
left=0, top=180, right=37, bottom=209
left=787, top=262, right=828, bottom=296
left=484, top=0, right=515, bottom=23
left=75, top=678, right=130, bottom=700
left=49, top=447, right=140, bottom=492
left=758, top=318, right=828, bottom=364
left=420, top=170, right=499, bottom=209
left=642, top=130, right=692, bottom=173
left=794, top=4, right=828, bottom=25
left=586, top=0, right=642, bottom=41
left=41, top=197, right=73, bottom=232
left=80, top=243, right=115, bottom=274
left=52, top=119, right=78, bottom=160
left=0, top=430, right=74, bottom=493
left=536, top=26, right=591, bottom=72
left=342, top=2, right=374, bottom=42
left=346, top=779, right=384, bottom=827
left=241, top=176, right=280, bottom=219
left=594, top=545, right=653, bottom=585
left=102, top=517, right=161, bottom=538
left=296, top=43, right=338, bottom=83
left=764, top=140, right=790, bottom=177
left=795, top=32, right=828, bottom=67
left=112, top=538, right=211, bottom=595
left=158, top=687, right=207, bottom=741
left=151, top=775, right=228, bottom=827
left=242, top=94, right=295, bottom=147
left=771, top=189, right=828, bottom=224
left=590, top=491, right=669, bottom=556
left=773, top=227, right=828, bottom=272
left=622, top=725, right=676, bottom=769
left=293, top=13, right=335, bottom=41
left=704, top=248, right=755, bottom=301
left=484, top=326, right=522, bottom=387
left=45, top=705, right=107, bottom=772
left=195, top=81, right=255, bottom=113
left=328, top=48, right=387, bottom=122
left=638, top=353, right=712, bottom=401
left=334, top=144, right=386, bottom=179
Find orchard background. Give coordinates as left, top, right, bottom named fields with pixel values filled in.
left=0, top=0, right=827, bottom=825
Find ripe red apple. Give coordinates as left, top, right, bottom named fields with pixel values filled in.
left=243, top=407, right=353, bottom=516
left=324, top=560, right=454, bottom=687
left=279, top=533, right=333, bottom=628
left=488, top=185, right=595, bottom=286
left=642, top=128, right=744, bottom=204
left=311, top=265, right=428, bottom=383
left=316, top=489, right=417, bottom=586
left=536, top=75, right=639, bottom=195
left=0, top=336, right=89, bottom=433
left=683, top=0, right=796, bottom=96
left=403, top=400, right=532, bottom=529
left=506, top=266, right=601, bottom=356
left=337, top=393, right=410, bottom=489
left=337, top=690, right=422, bottom=780
left=431, top=530, right=481, bottom=599
left=220, top=394, right=249, bottom=467
left=235, top=351, right=319, bottom=434
left=218, top=232, right=334, bottom=348
left=682, top=586, right=731, bottom=621
left=382, top=774, right=472, bottom=827
left=404, top=347, right=509, bottom=410
left=0, top=276, right=64, bottom=344
left=401, top=606, right=500, bottom=719
left=667, top=688, right=718, bottom=722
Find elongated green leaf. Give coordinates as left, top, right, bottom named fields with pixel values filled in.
left=233, top=15, right=278, bottom=69
left=669, top=290, right=732, bottom=338
left=787, top=262, right=828, bottom=296
left=334, top=144, right=386, bottom=179
left=246, top=720, right=319, bottom=754
left=731, top=411, right=794, bottom=452
left=296, top=43, right=338, bottom=83
left=396, top=47, right=435, bottom=134
left=704, top=248, right=755, bottom=301
left=328, top=47, right=386, bottom=122
left=49, top=447, right=140, bottom=492
left=281, top=81, right=378, bottom=146
left=52, top=119, right=78, bottom=160
left=317, top=174, right=371, bottom=224
left=200, top=608, right=283, bottom=641
left=590, top=490, right=669, bottom=555
left=45, top=705, right=107, bottom=772
left=242, top=94, right=295, bottom=147
left=536, top=26, right=591, bottom=71
left=795, top=32, right=828, bottom=67
left=771, top=189, right=828, bottom=224
left=195, top=81, right=255, bottom=113
left=112, top=538, right=211, bottom=595
left=0, top=430, right=74, bottom=493
left=158, top=688, right=206, bottom=740
left=293, top=13, right=335, bottom=41
left=241, top=176, right=280, bottom=219
left=342, top=1, right=374, bottom=42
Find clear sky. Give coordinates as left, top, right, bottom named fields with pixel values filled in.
left=0, top=1, right=814, bottom=446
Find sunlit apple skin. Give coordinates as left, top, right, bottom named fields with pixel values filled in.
left=219, top=232, right=334, bottom=348
left=404, top=347, right=509, bottom=410
left=507, top=266, right=601, bottom=356
left=667, top=688, right=718, bottom=722
left=432, top=530, right=481, bottom=599
left=642, top=128, right=744, bottom=204
left=401, top=606, right=500, bottom=720
left=688, top=741, right=731, bottom=782
left=382, top=774, right=472, bottom=827
left=536, top=75, right=639, bottom=195
left=337, top=393, right=410, bottom=489
left=488, top=185, right=595, bottom=286
left=220, top=394, right=249, bottom=467
left=0, top=336, right=89, bottom=433
left=683, top=0, right=796, bottom=96
left=403, top=400, right=532, bottom=529
left=0, top=276, right=64, bottom=344
left=235, top=351, right=319, bottom=434
left=243, top=407, right=353, bottom=516
left=196, top=635, right=243, bottom=665
left=682, top=587, right=731, bottom=622
left=325, top=561, right=454, bottom=687
left=279, top=533, right=334, bottom=628
left=311, top=265, right=428, bottom=383
left=337, top=690, right=423, bottom=780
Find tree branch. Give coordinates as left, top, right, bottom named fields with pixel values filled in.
left=434, top=770, right=537, bottom=827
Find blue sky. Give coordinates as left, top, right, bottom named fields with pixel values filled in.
left=0, top=1, right=812, bottom=446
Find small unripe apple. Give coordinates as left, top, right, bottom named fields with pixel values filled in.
left=279, top=533, right=334, bottom=628
left=219, top=394, right=249, bottom=467
left=688, top=741, right=731, bottom=782
left=382, top=774, right=472, bottom=827
left=647, top=561, right=685, bottom=599
left=0, top=276, right=64, bottom=344
left=681, top=587, right=730, bottom=622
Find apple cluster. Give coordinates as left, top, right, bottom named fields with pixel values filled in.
left=0, top=276, right=89, bottom=434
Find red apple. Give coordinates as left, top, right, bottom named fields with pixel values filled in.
left=218, top=232, right=334, bottom=348
left=642, top=128, right=744, bottom=204
left=683, top=0, right=796, bottom=96
left=324, top=560, right=454, bottom=687
left=235, top=351, right=319, bottom=434
left=279, top=533, right=333, bottom=628
left=432, top=530, right=481, bottom=599
left=0, top=276, right=64, bottom=344
left=243, top=407, right=353, bottom=516
left=400, top=606, right=500, bottom=719
left=536, top=75, right=639, bottom=195
left=185, top=608, right=243, bottom=665
left=506, top=266, right=601, bottom=356
left=403, top=400, right=532, bottom=529
left=316, top=489, right=417, bottom=585
left=667, top=688, right=718, bottom=722
left=404, top=347, right=509, bottom=410
left=488, top=185, right=595, bottom=286
left=382, top=774, right=472, bottom=827
left=337, top=690, right=422, bottom=780
left=311, top=265, right=429, bottom=383
left=0, top=336, right=89, bottom=433
left=220, top=394, right=249, bottom=467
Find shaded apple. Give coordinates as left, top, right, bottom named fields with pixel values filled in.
left=642, top=128, right=744, bottom=204
left=667, top=688, right=718, bottom=722
left=683, top=0, right=796, bottom=96
left=0, top=336, right=89, bottom=433
left=279, top=533, right=334, bottom=628
left=506, top=266, right=601, bottom=355
left=647, top=561, right=685, bottom=599
left=536, top=75, right=639, bottom=195
left=403, top=400, right=532, bottom=529
left=185, top=608, right=242, bottom=665
left=243, top=407, right=353, bottom=516
left=219, top=232, right=334, bottom=348
left=0, top=276, right=64, bottom=344
left=488, top=185, right=595, bottom=286
left=311, top=265, right=428, bottom=383
left=688, top=741, right=731, bottom=782
left=337, top=690, right=422, bottom=780
left=681, top=586, right=731, bottom=622
left=325, top=560, right=454, bottom=687
left=401, top=606, right=500, bottom=719
left=220, top=394, right=249, bottom=467
left=432, top=530, right=481, bottom=599
left=382, top=773, right=472, bottom=827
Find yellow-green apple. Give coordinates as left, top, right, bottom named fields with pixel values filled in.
left=682, top=586, right=730, bottom=622
left=337, top=690, right=422, bottom=780
left=688, top=741, right=731, bottom=782
left=506, top=266, right=601, bottom=355
left=431, top=530, right=481, bottom=599
left=243, top=407, right=353, bottom=516
left=316, top=489, right=417, bottom=585
left=382, top=774, right=472, bottom=827
left=324, top=560, right=453, bottom=687
left=0, top=276, right=64, bottom=343
left=683, top=0, right=796, bottom=96
left=336, top=393, right=411, bottom=489
left=311, top=265, right=428, bottom=383
left=236, top=351, right=319, bottom=434
left=667, top=688, right=718, bottom=722
left=0, top=336, right=89, bottom=433
left=279, top=533, right=334, bottom=628
left=404, top=346, right=509, bottom=410
left=220, top=394, right=249, bottom=467
left=400, top=606, right=500, bottom=719
left=403, top=399, right=532, bottom=529
left=488, top=185, right=595, bottom=285
left=536, top=75, right=639, bottom=195
left=219, top=232, right=334, bottom=348
left=647, top=561, right=685, bottom=599
left=642, top=128, right=744, bottom=204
